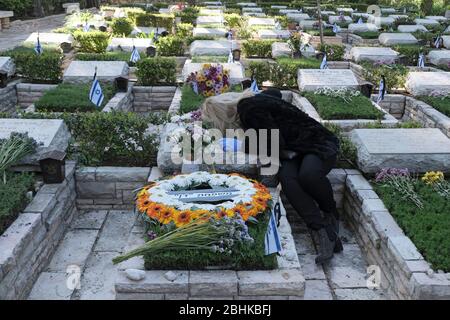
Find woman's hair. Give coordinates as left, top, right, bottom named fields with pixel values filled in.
left=201, top=89, right=255, bottom=133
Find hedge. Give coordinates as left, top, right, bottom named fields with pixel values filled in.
left=135, top=13, right=174, bottom=30
left=156, top=36, right=185, bottom=56
left=392, top=44, right=430, bottom=66
left=75, top=52, right=132, bottom=64
left=111, top=17, right=134, bottom=36
left=242, top=40, right=275, bottom=58
left=136, top=57, right=177, bottom=86
left=73, top=30, right=111, bottom=53
left=361, top=62, right=409, bottom=92
left=419, top=96, right=450, bottom=117
left=318, top=43, right=345, bottom=61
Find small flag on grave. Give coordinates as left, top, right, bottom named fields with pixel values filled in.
left=333, top=23, right=341, bottom=33
left=227, top=50, right=234, bottom=63
left=434, top=35, right=442, bottom=48
left=34, top=32, right=43, bottom=55
left=320, top=53, right=328, bottom=69
left=264, top=202, right=282, bottom=255
left=89, top=67, right=104, bottom=107
left=377, top=76, right=386, bottom=104
left=418, top=53, right=425, bottom=68
left=83, top=21, right=90, bottom=32
left=358, top=17, right=363, bottom=24
left=130, top=45, right=141, bottom=63
left=250, top=76, right=259, bottom=93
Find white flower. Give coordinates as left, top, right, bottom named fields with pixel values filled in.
left=170, top=115, right=181, bottom=123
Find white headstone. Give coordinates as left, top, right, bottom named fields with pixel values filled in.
left=414, top=18, right=440, bottom=26
left=378, top=33, right=418, bottom=46
left=193, top=27, right=227, bottom=37
left=182, top=60, right=245, bottom=84
left=0, top=119, right=70, bottom=167
left=397, top=25, right=428, bottom=33
left=286, top=13, right=311, bottom=22
left=242, top=7, right=263, bottom=12
left=443, top=36, right=450, bottom=49
left=320, top=11, right=336, bottom=16
left=237, top=2, right=257, bottom=7
left=427, top=50, right=450, bottom=67
left=190, top=40, right=232, bottom=56
left=337, top=8, right=354, bottom=13
left=329, top=15, right=352, bottom=24
left=279, top=9, right=302, bottom=14
left=350, top=128, right=450, bottom=174
left=350, top=47, right=399, bottom=63
left=0, top=57, right=15, bottom=77
left=243, top=12, right=266, bottom=17
left=405, top=72, right=450, bottom=96
left=248, top=17, right=275, bottom=27
left=199, top=9, right=223, bottom=16
left=0, top=11, right=13, bottom=19
left=351, top=13, right=370, bottom=19
left=258, top=29, right=290, bottom=39
left=348, top=23, right=378, bottom=33
left=271, top=42, right=292, bottom=58
left=381, top=8, right=396, bottom=14
left=24, top=32, right=73, bottom=46
left=297, top=69, right=359, bottom=92
left=425, top=16, right=448, bottom=22
left=63, top=61, right=129, bottom=84
left=271, top=5, right=287, bottom=10
left=368, top=16, right=395, bottom=26
left=132, top=26, right=167, bottom=36
left=196, top=15, right=223, bottom=25
left=107, top=38, right=153, bottom=52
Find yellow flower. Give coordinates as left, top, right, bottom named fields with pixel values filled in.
left=174, top=210, right=194, bottom=227
left=422, top=171, right=444, bottom=185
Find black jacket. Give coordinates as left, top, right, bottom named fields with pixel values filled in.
left=237, top=93, right=340, bottom=160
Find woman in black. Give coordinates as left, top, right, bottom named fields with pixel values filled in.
left=237, top=88, right=343, bottom=264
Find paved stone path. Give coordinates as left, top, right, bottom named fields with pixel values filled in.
left=28, top=203, right=388, bottom=300
left=0, top=14, right=66, bottom=51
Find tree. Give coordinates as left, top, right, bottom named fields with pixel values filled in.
left=317, top=0, right=324, bottom=45
left=33, top=0, right=44, bottom=17
left=420, top=0, right=433, bottom=15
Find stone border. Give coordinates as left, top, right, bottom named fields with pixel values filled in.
left=0, top=80, right=18, bottom=113
left=133, top=86, right=177, bottom=113
left=292, top=92, right=398, bottom=131
left=0, top=161, right=77, bottom=299
left=102, top=84, right=134, bottom=113
left=343, top=171, right=450, bottom=299
left=16, top=83, right=57, bottom=109
left=347, top=33, right=379, bottom=46
left=75, top=166, right=151, bottom=211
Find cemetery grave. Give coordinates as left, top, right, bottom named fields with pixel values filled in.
left=0, top=0, right=449, bottom=302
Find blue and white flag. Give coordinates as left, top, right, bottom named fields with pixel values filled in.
left=377, top=76, right=386, bottom=104
left=333, top=23, right=341, bottom=33
left=34, top=33, right=43, bottom=55
left=434, top=35, right=442, bottom=48
left=83, top=22, right=90, bottom=32
left=418, top=53, right=425, bottom=68
left=89, top=69, right=104, bottom=107
left=320, top=53, right=328, bottom=69
left=264, top=202, right=282, bottom=255
left=250, top=77, right=259, bottom=93
left=130, top=45, right=141, bottom=63
left=227, top=30, right=232, bottom=40
left=358, top=17, right=363, bottom=24
left=227, top=50, right=233, bottom=63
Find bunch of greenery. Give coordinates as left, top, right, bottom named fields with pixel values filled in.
left=136, top=57, right=177, bottom=86
left=354, top=31, right=380, bottom=39
left=361, top=62, right=409, bottom=91
left=242, top=40, right=274, bottom=58
left=156, top=36, right=185, bottom=56
left=75, top=52, right=132, bottom=64
left=393, top=44, right=430, bottom=66
left=110, top=17, right=134, bottom=36
left=224, top=13, right=242, bottom=28
left=73, top=30, right=110, bottom=53
left=175, top=23, right=194, bottom=38
left=271, top=57, right=321, bottom=87
left=419, top=95, right=450, bottom=117
left=323, top=123, right=357, bottom=168
left=176, top=6, right=199, bottom=24
left=135, top=13, right=174, bottom=30
left=318, top=43, right=345, bottom=61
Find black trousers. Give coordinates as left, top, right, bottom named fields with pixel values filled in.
left=278, top=153, right=338, bottom=230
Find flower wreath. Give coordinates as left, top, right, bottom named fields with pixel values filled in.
left=136, top=172, right=272, bottom=228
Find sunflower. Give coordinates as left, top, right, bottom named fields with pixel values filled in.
left=231, top=204, right=248, bottom=219
left=146, top=203, right=165, bottom=220
left=137, top=197, right=152, bottom=212
left=174, top=210, right=194, bottom=227
left=159, top=207, right=175, bottom=225
left=215, top=208, right=234, bottom=219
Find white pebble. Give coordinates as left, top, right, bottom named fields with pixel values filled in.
left=164, top=271, right=178, bottom=282
left=125, top=268, right=146, bottom=281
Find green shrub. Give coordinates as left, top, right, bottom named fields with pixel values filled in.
left=1, top=46, right=62, bottom=83
left=361, top=62, right=409, bottom=91
left=175, top=23, right=193, bottom=38
left=247, top=60, right=272, bottom=86
left=354, top=31, right=380, bottom=39
left=156, top=36, right=184, bottom=56
left=136, top=57, right=177, bottom=85
left=135, top=13, right=174, bottom=30
left=303, top=92, right=384, bottom=120
left=123, top=7, right=146, bottom=24
left=393, top=17, right=416, bottom=29
left=176, top=7, right=198, bottom=24
left=0, top=0, right=32, bottom=17
left=272, top=57, right=321, bottom=87
left=180, top=84, right=206, bottom=114
left=242, top=40, right=274, bottom=58
left=306, top=29, right=336, bottom=37
left=323, top=123, right=357, bottom=168
left=35, top=83, right=115, bottom=112
left=392, top=45, right=430, bottom=66
left=224, top=13, right=242, bottom=28
left=111, top=17, right=134, bottom=36
left=75, top=52, right=132, bottom=64
left=73, top=30, right=110, bottom=53
left=419, top=96, right=450, bottom=117
left=0, top=172, right=35, bottom=235
left=191, top=56, right=228, bottom=63
left=318, top=43, right=345, bottom=61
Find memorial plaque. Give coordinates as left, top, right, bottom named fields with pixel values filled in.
left=414, top=18, right=440, bottom=26
left=189, top=40, right=232, bottom=56
left=258, top=29, right=290, bottom=39
left=297, top=69, right=359, bottom=92
left=63, top=61, right=129, bottom=84
left=196, top=16, right=224, bottom=25
left=405, top=72, right=450, bottom=96
left=168, top=188, right=240, bottom=203
left=378, top=33, right=418, bottom=46
left=397, top=25, right=428, bottom=33
left=350, top=128, right=450, bottom=173
left=427, top=50, right=450, bottom=67
left=350, top=47, right=399, bottom=63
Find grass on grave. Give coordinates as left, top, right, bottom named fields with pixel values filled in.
left=191, top=56, right=229, bottom=63
left=302, top=92, right=384, bottom=120
left=75, top=52, right=136, bottom=66
left=418, top=96, right=450, bottom=118
left=180, top=84, right=242, bottom=114
left=0, top=173, right=35, bottom=235
left=143, top=210, right=278, bottom=270
left=373, top=180, right=450, bottom=272
left=353, top=31, right=380, bottom=39
left=35, top=83, right=115, bottom=113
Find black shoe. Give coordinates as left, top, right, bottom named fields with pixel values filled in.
left=334, top=236, right=344, bottom=253
left=315, top=227, right=336, bottom=264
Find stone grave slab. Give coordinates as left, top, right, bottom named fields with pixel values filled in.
left=348, top=23, right=378, bottom=33
left=337, top=8, right=354, bottom=13
left=24, top=32, right=73, bottom=46
left=381, top=8, right=396, bottom=14
left=443, top=36, right=450, bottom=49
left=199, top=9, right=223, bottom=15
left=243, top=12, right=266, bottom=17
left=350, top=47, right=399, bottom=63
left=425, top=16, right=448, bottom=22
left=446, top=10, right=450, bottom=19
left=0, top=56, right=15, bottom=77
left=368, top=16, right=395, bottom=26
left=446, top=26, right=450, bottom=33
left=352, top=13, right=370, bottom=19
left=107, top=38, right=153, bottom=52
left=286, top=13, right=311, bottom=22
left=378, top=33, right=418, bottom=46
left=427, top=50, right=450, bottom=67
left=389, top=14, right=409, bottom=20
left=62, top=2, right=80, bottom=14
left=350, top=128, right=450, bottom=174
left=320, top=11, right=336, bottom=16
left=414, top=18, right=439, bottom=26
left=248, top=17, right=275, bottom=27
left=300, top=20, right=322, bottom=30
left=196, top=15, right=224, bottom=25
left=397, top=24, right=428, bottom=33
left=237, top=2, right=257, bottom=6
left=242, top=7, right=263, bottom=12
left=297, top=69, right=359, bottom=92
left=271, top=5, right=287, bottom=10
left=204, top=1, right=222, bottom=5
left=190, top=40, right=231, bottom=56
left=63, top=61, right=129, bottom=84
left=0, top=119, right=70, bottom=169
left=0, top=11, right=13, bottom=19
left=193, top=27, right=227, bottom=37
left=258, top=29, right=290, bottom=39
left=405, top=72, right=450, bottom=96
left=271, top=42, right=292, bottom=58
left=182, top=60, right=245, bottom=84
left=329, top=15, right=352, bottom=24
left=279, top=9, right=302, bottom=14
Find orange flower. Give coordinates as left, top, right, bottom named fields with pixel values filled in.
left=137, top=198, right=152, bottom=212
left=174, top=210, right=193, bottom=227
left=191, top=209, right=210, bottom=220
left=215, top=208, right=234, bottom=219
left=146, top=203, right=165, bottom=220
left=231, top=204, right=248, bottom=219
left=159, top=207, right=175, bottom=225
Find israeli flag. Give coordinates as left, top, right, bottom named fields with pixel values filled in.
left=377, top=76, right=386, bottom=104
left=358, top=17, right=363, bottom=24
left=227, top=31, right=232, bottom=40
left=83, top=22, right=90, bottom=32
left=227, top=50, right=234, bottom=63
left=34, top=34, right=43, bottom=55
left=264, top=202, right=282, bottom=255
left=320, top=54, right=328, bottom=69
left=333, top=23, right=341, bottom=33
left=130, top=45, right=141, bottom=63
left=418, top=53, right=425, bottom=68
left=89, top=70, right=104, bottom=107
left=192, top=80, right=199, bottom=95
left=275, top=21, right=281, bottom=30
left=434, top=35, right=442, bottom=48
left=250, top=77, right=259, bottom=93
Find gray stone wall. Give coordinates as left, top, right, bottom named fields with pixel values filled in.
left=343, top=171, right=450, bottom=300
left=16, top=83, right=57, bottom=109
left=132, top=86, right=177, bottom=113
left=102, top=84, right=134, bottom=113
left=75, top=166, right=151, bottom=210
left=347, top=34, right=379, bottom=46
left=370, top=94, right=406, bottom=119
left=0, top=80, right=18, bottom=113
left=0, top=161, right=77, bottom=300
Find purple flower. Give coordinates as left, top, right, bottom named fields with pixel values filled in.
left=375, top=168, right=410, bottom=182
left=147, top=231, right=157, bottom=240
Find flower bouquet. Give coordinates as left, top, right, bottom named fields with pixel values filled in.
left=187, top=64, right=230, bottom=97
